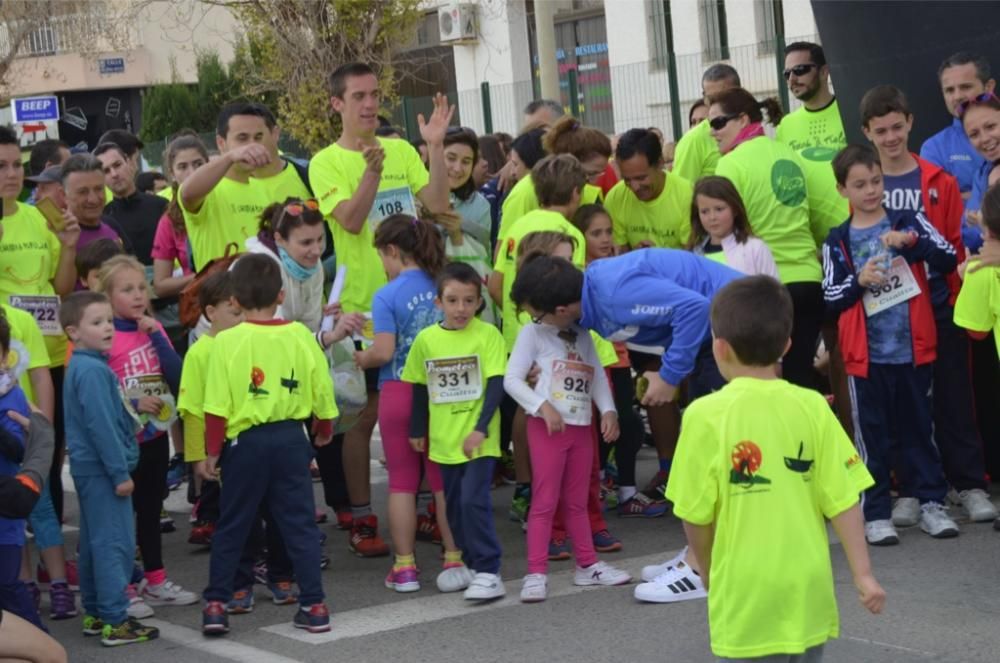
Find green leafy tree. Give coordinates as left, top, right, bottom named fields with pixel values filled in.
left=139, top=62, right=199, bottom=145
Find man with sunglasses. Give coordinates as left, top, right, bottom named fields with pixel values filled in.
left=775, top=42, right=849, bottom=246
left=672, top=64, right=741, bottom=184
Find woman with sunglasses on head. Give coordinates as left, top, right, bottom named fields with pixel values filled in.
left=710, top=88, right=824, bottom=391
left=961, top=92, right=1000, bottom=255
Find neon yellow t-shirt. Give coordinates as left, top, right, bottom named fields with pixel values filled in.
left=2, top=302, right=50, bottom=404
left=178, top=333, right=214, bottom=461
left=665, top=377, right=873, bottom=659
left=181, top=176, right=270, bottom=271
left=775, top=100, right=849, bottom=246
left=673, top=119, right=720, bottom=184
left=494, top=209, right=586, bottom=352
left=310, top=137, right=429, bottom=313
left=498, top=177, right=603, bottom=241
left=203, top=321, right=337, bottom=440
left=0, top=202, right=66, bottom=367
left=157, top=187, right=173, bottom=201
left=401, top=318, right=506, bottom=464
left=256, top=162, right=311, bottom=202
left=605, top=173, right=693, bottom=249
left=715, top=136, right=822, bottom=284
left=954, top=260, right=1000, bottom=356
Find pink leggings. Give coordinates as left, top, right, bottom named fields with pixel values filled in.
left=378, top=380, right=443, bottom=494
left=525, top=417, right=598, bottom=574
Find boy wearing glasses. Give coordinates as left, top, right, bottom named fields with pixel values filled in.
left=776, top=42, right=849, bottom=245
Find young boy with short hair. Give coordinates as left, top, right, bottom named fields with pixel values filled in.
left=75, top=238, right=124, bottom=291
left=59, top=291, right=157, bottom=646
left=668, top=275, right=884, bottom=661
left=403, top=262, right=507, bottom=601
left=824, top=144, right=959, bottom=545
left=200, top=254, right=336, bottom=635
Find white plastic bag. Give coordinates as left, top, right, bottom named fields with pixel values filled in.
left=327, top=336, right=367, bottom=434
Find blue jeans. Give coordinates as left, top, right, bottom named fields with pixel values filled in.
left=74, top=473, right=134, bottom=625
left=439, top=457, right=501, bottom=574
left=28, top=481, right=63, bottom=550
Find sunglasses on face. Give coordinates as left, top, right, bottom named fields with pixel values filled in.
left=276, top=198, right=319, bottom=230
left=783, top=63, right=818, bottom=80
left=957, top=92, right=1000, bottom=117
left=709, top=113, right=741, bottom=131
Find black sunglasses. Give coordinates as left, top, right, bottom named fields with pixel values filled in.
left=783, top=63, right=819, bottom=80
left=709, top=113, right=741, bottom=131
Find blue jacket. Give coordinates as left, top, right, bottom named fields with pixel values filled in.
left=920, top=118, right=987, bottom=198
left=64, top=349, right=139, bottom=486
left=0, top=385, right=30, bottom=546
left=966, top=159, right=997, bottom=253
left=580, top=249, right=743, bottom=386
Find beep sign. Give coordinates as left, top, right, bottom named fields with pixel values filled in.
left=11, top=96, right=60, bottom=123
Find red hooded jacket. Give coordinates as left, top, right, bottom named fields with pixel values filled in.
left=913, top=153, right=965, bottom=306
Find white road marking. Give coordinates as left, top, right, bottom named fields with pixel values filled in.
left=843, top=636, right=937, bottom=658
left=146, top=619, right=304, bottom=663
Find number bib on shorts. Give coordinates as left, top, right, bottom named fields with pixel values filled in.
left=550, top=359, right=594, bottom=417
left=124, top=374, right=177, bottom=430
left=862, top=256, right=921, bottom=317
left=370, top=187, right=417, bottom=228
left=426, top=355, right=482, bottom=405
left=10, top=295, right=61, bottom=336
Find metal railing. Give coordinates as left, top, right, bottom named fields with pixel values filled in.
left=0, top=10, right=142, bottom=60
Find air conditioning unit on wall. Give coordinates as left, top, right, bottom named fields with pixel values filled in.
left=438, top=3, right=478, bottom=44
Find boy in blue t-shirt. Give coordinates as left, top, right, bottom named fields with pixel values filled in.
left=824, top=144, right=959, bottom=547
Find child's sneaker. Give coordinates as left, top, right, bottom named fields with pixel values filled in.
left=267, top=580, right=299, bottom=605
left=334, top=510, right=353, bottom=530
left=548, top=537, right=571, bottom=561
left=166, top=453, right=186, bottom=490
left=159, top=508, right=176, bottom=533
left=49, top=581, right=78, bottom=619
left=349, top=514, right=390, bottom=557
left=415, top=513, right=442, bottom=544
left=509, top=491, right=530, bottom=524
left=592, top=529, right=623, bottom=553
left=919, top=502, right=959, bottom=538
left=641, top=469, right=670, bottom=502
left=253, top=560, right=268, bottom=585
left=520, top=573, right=548, bottom=603
left=436, top=562, right=474, bottom=593
left=384, top=566, right=420, bottom=593
left=463, top=572, right=505, bottom=600
left=126, top=584, right=154, bottom=618
left=599, top=480, right=618, bottom=511
left=865, top=519, right=900, bottom=546
left=292, top=603, right=331, bottom=633
left=573, top=561, right=631, bottom=586
left=141, top=579, right=199, bottom=606
left=892, top=497, right=920, bottom=527
left=188, top=521, right=215, bottom=546
left=618, top=493, right=669, bottom=518
left=634, top=561, right=706, bottom=603
left=203, top=600, right=230, bottom=634
left=957, top=489, right=998, bottom=522
left=101, top=617, right=160, bottom=647
left=81, top=614, right=104, bottom=636
left=226, top=587, right=255, bottom=614
left=641, top=547, right=687, bottom=582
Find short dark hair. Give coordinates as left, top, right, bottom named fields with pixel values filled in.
left=511, top=127, right=547, bottom=170
left=58, top=291, right=109, bottom=331
left=231, top=254, right=282, bottom=309
left=135, top=171, right=166, bottom=194
left=859, top=85, right=911, bottom=127
left=0, top=311, right=10, bottom=357
left=93, top=142, right=129, bottom=162
left=784, top=41, right=826, bottom=67
left=938, top=51, right=992, bottom=84
left=510, top=256, right=583, bottom=315
left=523, top=99, right=565, bottom=119
left=532, top=154, right=586, bottom=207
left=710, top=275, right=792, bottom=366
left=375, top=125, right=404, bottom=138
left=615, top=128, right=663, bottom=165
left=216, top=102, right=276, bottom=138
left=329, top=62, right=376, bottom=99
left=75, top=238, right=124, bottom=279
left=29, top=139, right=69, bottom=176
left=97, top=129, right=142, bottom=157
left=702, top=64, right=741, bottom=87
left=59, top=153, right=104, bottom=186
left=832, top=144, right=882, bottom=186
left=198, top=271, right=235, bottom=315
left=981, top=182, right=1000, bottom=239
left=0, top=126, right=18, bottom=147
left=436, top=261, right=482, bottom=298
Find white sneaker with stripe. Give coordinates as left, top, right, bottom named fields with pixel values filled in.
left=633, top=561, right=706, bottom=603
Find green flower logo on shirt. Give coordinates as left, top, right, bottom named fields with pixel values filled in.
left=770, top=160, right=807, bottom=207
left=730, top=441, right=772, bottom=487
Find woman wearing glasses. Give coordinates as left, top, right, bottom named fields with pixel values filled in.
left=709, top=88, right=824, bottom=391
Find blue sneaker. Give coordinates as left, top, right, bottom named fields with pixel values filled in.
left=226, top=587, right=255, bottom=614
left=202, top=601, right=229, bottom=634
left=166, top=454, right=185, bottom=491
left=547, top=537, right=571, bottom=561
left=617, top=493, right=668, bottom=518
left=292, top=603, right=331, bottom=633
left=592, top=529, right=623, bottom=553
left=267, top=580, right=299, bottom=605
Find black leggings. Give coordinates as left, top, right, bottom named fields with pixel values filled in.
left=784, top=282, right=825, bottom=392
left=599, top=367, right=643, bottom=487
left=132, top=434, right=169, bottom=573
left=49, top=365, right=66, bottom=522
left=314, top=434, right=349, bottom=511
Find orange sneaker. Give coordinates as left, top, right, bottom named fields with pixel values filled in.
left=349, top=515, right=389, bottom=557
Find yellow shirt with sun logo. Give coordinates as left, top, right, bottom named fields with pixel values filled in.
left=1, top=302, right=50, bottom=404
left=203, top=320, right=336, bottom=440
left=180, top=176, right=271, bottom=271
left=665, top=377, right=873, bottom=659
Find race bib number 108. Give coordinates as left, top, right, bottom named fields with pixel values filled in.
left=370, top=187, right=417, bottom=228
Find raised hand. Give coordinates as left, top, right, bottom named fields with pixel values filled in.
left=417, top=92, right=456, bottom=146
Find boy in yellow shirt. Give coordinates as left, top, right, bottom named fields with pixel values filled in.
left=402, top=263, right=507, bottom=601
left=200, top=255, right=337, bottom=635
left=665, top=276, right=885, bottom=661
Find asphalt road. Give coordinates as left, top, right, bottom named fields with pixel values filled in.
left=46, top=440, right=1000, bottom=663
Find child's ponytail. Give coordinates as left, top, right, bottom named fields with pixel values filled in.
left=373, top=214, right=447, bottom=277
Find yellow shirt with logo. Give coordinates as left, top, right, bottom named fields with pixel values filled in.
left=256, top=162, right=312, bottom=203
left=672, top=119, right=720, bottom=184
left=494, top=209, right=586, bottom=352
left=0, top=203, right=66, bottom=367
left=498, top=177, right=603, bottom=241
left=775, top=100, right=849, bottom=246
left=665, top=377, right=873, bottom=659
left=203, top=321, right=337, bottom=440
left=954, top=260, right=1000, bottom=356
left=310, top=137, right=429, bottom=313
left=604, top=173, right=693, bottom=249
left=178, top=333, right=214, bottom=461
left=181, top=176, right=270, bottom=271
left=401, top=318, right=506, bottom=465
left=2, top=302, right=50, bottom=404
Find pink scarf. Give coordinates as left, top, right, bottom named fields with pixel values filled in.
left=724, top=122, right=765, bottom=154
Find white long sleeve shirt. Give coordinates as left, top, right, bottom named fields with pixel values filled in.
left=504, top=322, right=615, bottom=427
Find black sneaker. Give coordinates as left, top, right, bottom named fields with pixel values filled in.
left=101, top=618, right=159, bottom=646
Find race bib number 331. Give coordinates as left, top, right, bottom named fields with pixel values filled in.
left=426, top=355, right=482, bottom=405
